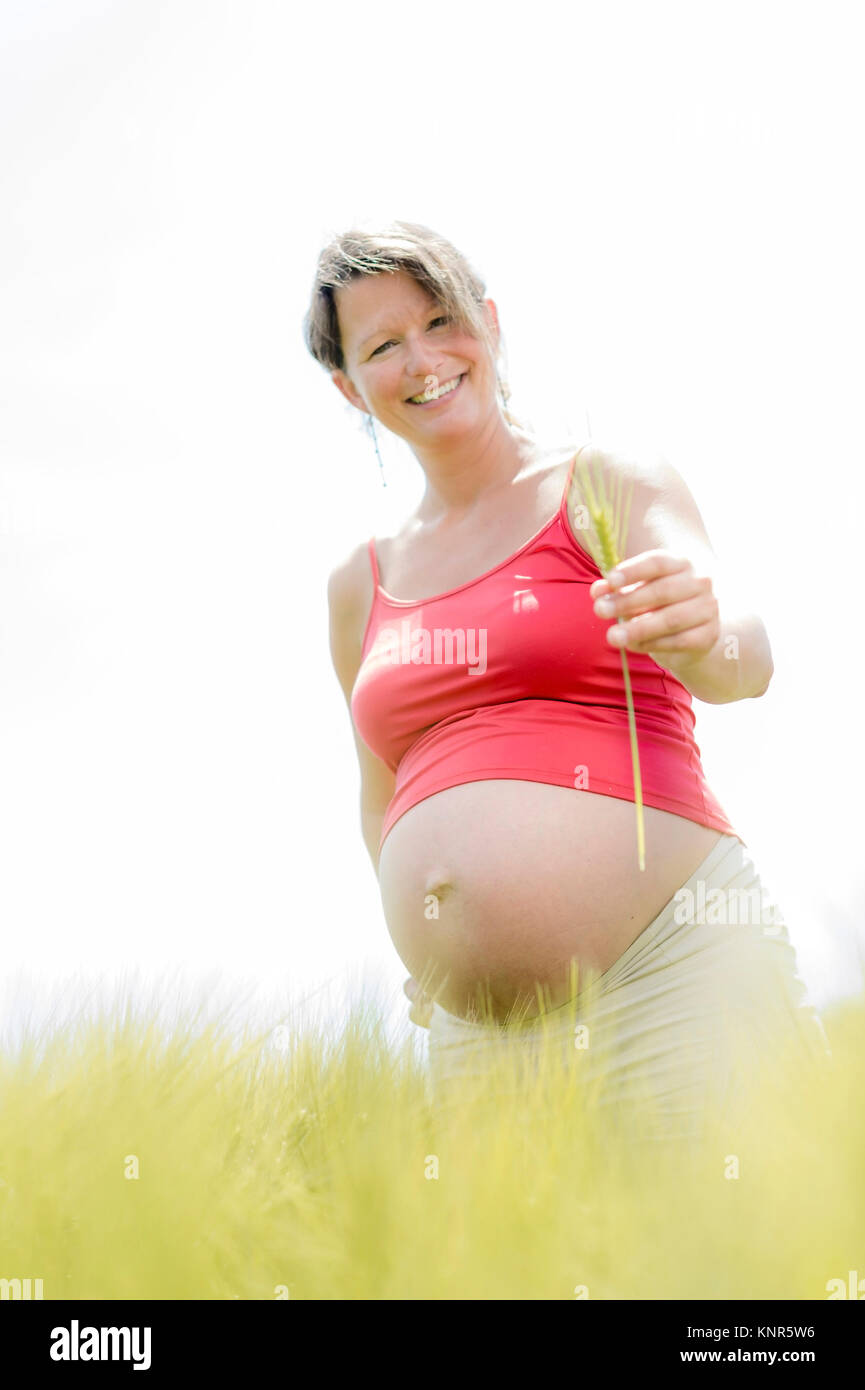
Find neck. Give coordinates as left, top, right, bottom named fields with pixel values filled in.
left=411, top=412, right=537, bottom=520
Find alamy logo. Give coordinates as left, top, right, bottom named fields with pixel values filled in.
left=50, top=1320, right=152, bottom=1370
left=0, top=1277, right=43, bottom=1299
left=369, top=619, right=487, bottom=675
left=673, top=880, right=783, bottom=932
left=826, top=1270, right=865, bottom=1299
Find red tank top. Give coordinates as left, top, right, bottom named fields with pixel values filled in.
left=350, top=452, right=742, bottom=854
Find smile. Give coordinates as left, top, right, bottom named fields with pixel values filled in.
left=406, top=373, right=466, bottom=406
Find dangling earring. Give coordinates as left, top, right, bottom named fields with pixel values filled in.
left=496, top=370, right=511, bottom=419
left=366, top=413, right=386, bottom=488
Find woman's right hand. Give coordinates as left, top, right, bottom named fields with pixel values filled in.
left=403, top=976, right=434, bottom=1029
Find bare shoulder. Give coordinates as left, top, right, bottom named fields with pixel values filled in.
left=327, top=539, right=376, bottom=699
left=567, top=438, right=671, bottom=487
left=566, top=439, right=705, bottom=519
left=570, top=439, right=718, bottom=567
left=327, top=538, right=374, bottom=618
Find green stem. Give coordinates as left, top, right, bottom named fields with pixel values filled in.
left=617, top=619, right=646, bottom=872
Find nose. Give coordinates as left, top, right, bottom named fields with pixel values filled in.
left=403, top=332, right=443, bottom=379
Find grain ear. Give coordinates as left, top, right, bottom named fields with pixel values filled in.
left=570, top=453, right=645, bottom=872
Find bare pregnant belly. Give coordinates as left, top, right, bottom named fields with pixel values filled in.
left=377, top=781, right=723, bottom=1023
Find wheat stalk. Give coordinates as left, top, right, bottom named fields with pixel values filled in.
left=570, top=453, right=646, bottom=872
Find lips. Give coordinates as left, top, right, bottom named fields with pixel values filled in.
left=406, top=372, right=467, bottom=406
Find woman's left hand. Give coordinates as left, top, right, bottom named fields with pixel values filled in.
left=590, top=550, right=721, bottom=667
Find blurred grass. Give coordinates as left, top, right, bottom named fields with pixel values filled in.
left=0, top=977, right=862, bottom=1300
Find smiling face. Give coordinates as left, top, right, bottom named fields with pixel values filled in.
left=330, top=270, right=501, bottom=443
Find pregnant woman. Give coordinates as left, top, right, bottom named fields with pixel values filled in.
left=306, top=220, right=830, bottom=1139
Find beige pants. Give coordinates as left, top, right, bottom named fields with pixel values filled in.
left=427, top=834, right=832, bottom=1141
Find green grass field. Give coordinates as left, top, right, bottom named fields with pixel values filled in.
left=1, top=978, right=862, bottom=1301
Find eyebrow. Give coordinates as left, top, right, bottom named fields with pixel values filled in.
left=355, top=305, right=444, bottom=354
left=356, top=326, right=394, bottom=352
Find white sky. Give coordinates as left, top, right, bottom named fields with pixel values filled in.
left=1, top=0, right=863, bottom=1048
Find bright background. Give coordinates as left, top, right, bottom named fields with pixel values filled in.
left=2, top=0, right=863, bottom=1048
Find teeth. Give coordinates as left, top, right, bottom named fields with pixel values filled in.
left=409, top=374, right=461, bottom=404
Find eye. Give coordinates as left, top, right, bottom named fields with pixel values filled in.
left=369, top=315, right=450, bottom=358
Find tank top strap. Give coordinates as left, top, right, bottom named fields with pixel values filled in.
left=367, top=537, right=380, bottom=588
left=560, top=441, right=593, bottom=517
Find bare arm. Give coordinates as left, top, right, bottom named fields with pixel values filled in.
left=327, top=544, right=432, bottom=1026
left=327, top=542, right=397, bottom=876
left=572, top=445, right=773, bottom=703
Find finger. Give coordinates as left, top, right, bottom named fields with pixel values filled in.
left=590, top=579, right=646, bottom=607
left=607, top=598, right=718, bottom=650
left=602, top=551, right=692, bottom=591
left=403, top=977, right=418, bottom=1002
left=594, top=571, right=708, bottom=620
left=590, top=574, right=643, bottom=599
left=643, top=619, right=721, bottom=655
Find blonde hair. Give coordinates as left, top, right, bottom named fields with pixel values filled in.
left=302, top=219, right=522, bottom=427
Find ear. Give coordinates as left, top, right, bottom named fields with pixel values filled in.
left=481, top=298, right=501, bottom=354
left=331, top=369, right=368, bottom=414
